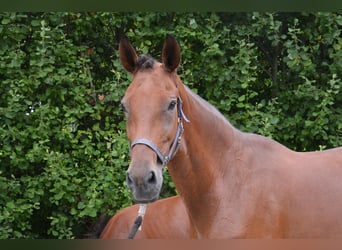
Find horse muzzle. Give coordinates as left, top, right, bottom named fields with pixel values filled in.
left=126, top=154, right=164, bottom=203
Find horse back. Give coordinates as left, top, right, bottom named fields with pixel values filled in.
left=100, top=196, right=192, bottom=239
left=225, top=134, right=342, bottom=238
left=245, top=136, right=342, bottom=237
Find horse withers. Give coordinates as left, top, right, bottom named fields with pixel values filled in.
left=119, top=34, right=342, bottom=238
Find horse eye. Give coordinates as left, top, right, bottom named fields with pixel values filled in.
left=168, top=100, right=177, bottom=111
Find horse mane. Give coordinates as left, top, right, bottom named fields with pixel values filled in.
left=137, top=54, right=156, bottom=71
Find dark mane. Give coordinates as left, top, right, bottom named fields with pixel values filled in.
left=137, top=55, right=156, bottom=70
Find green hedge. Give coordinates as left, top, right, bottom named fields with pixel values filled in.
left=0, top=12, right=341, bottom=238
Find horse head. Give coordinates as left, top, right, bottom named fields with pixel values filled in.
left=119, top=35, right=185, bottom=203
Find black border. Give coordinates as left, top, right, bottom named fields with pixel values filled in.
left=1, top=0, right=342, bottom=11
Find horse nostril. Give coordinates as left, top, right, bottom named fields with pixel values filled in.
left=126, top=172, right=133, bottom=186
left=147, top=171, right=157, bottom=185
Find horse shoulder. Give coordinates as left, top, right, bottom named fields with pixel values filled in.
left=218, top=133, right=297, bottom=237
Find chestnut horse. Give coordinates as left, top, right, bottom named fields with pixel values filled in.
left=118, top=35, right=342, bottom=238
left=100, top=196, right=193, bottom=238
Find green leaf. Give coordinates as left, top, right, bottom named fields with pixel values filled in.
left=1, top=18, right=10, bottom=25
left=54, top=191, right=65, bottom=201
left=6, top=201, right=15, bottom=209
left=77, top=201, right=85, bottom=210
left=238, top=95, right=246, bottom=102
left=30, top=20, right=40, bottom=26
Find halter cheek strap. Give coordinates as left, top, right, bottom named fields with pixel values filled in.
left=130, top=96, right=189, bottom=166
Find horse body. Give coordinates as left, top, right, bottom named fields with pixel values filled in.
left=100, top=196, right=194, bottom=239
left=118, top=35, right=342, bottom=238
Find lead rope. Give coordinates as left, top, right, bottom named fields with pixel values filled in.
left=127, top=204, right=147, bottom=239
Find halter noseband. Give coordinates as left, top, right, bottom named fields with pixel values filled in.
left=130, top=96, right=189, bottom=166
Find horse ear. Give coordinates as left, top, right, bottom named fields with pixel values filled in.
left=119, top=36, right=138, bottom=73
left=162, top=34, right=181, bottom=72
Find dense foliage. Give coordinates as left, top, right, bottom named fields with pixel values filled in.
left=0, top=12, right=341, bottom=238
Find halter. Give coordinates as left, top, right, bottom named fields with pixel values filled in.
left=130, top=96, right=190, bottom=166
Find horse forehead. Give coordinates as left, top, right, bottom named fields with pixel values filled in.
left=126, top=66, right=177, bottom=98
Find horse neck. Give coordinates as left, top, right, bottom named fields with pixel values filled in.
left=168, top=81, right=241, bottom=234
left=181, top=84, right=238, bottom=159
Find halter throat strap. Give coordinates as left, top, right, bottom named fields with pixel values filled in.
left=130, top=96, right=189, bottom=166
